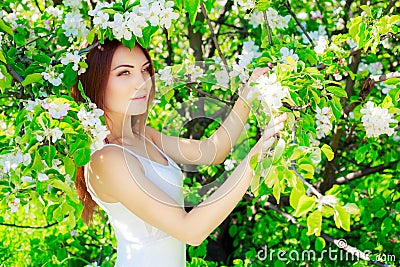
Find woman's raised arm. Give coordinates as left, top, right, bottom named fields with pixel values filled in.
left=87, top=113, right=286, bottom=246
left=148, top=67, right=270, bottom=166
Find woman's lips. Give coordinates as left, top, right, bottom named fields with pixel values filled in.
left=130, top=95, right=147, bottom=101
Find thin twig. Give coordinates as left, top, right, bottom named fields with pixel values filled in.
left=0, top=221, right=59, bottom=229
left=262, top=11, right=273, bottom=46
left=290, top=118, right=323, bottom=198
left=283, top=1, right=315, bottom=46
left=383, top=0, right=397, bottom=16
left=370, top=71, right=400, bottom=82
left=186, top=83, right=234, bottom=105
left=5, top=64, right=24, bottom=83
left=335, top=161, right=398, bottom=184
left=200, top=2, right=230, bottom=75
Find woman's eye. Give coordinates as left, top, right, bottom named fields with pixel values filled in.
left=118, top=70, right=130, bottom=76
left=142, top=66, right=151, bottom=73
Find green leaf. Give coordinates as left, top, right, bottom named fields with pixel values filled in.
left=0, top=51, right=6, bottom=63
left=22, top=73, right=42, bottom=86
left=0, top=19, right=14, bottom=36
left=349, top=17, right=362, bottom=41
left=40, top=145, right=57, bottom=167
left=298, top=164, right=314, bottom=175
left=137, top=26, right=158, bottom=49
left=360, top=5, right=372, bottom=17
left=334, top=205, right=350, bottom=231
left=32, top=151, right=45, bottom=172
left=87, top=28, right=96, bottom=45
left=63, top=64, right=77, bottom=88
left=184, top=0, right=200, bottom=25
left=306, top=210, right=322, bottom=236
left=326, top=86, right=347, bottom=98
left=321, top=144, right=334, bottom=161
left=315, top=237, right=326, bottom=251
left=72, top=147, right=91, bottom=166
left=272, top=138, right=285, bottom=163
left=62, top=156, right=76, bottom=180
left=50, top=179, right=73, bottom=195
left=289, top=187, right=303, bottom=209
left=294, top=195, right=315, bottom=217
left=388, top=15, right=400, bottom=25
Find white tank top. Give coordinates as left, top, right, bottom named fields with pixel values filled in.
left=84, top=136, right=186, bottom=267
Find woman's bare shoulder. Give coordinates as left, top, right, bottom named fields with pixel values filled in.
left=87, top=145, right=145, bottom=190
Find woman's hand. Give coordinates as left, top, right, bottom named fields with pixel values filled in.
left=249, top=113, right=288, bottom=159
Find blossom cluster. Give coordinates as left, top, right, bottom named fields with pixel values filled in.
left=360, top=101, right=396, bottom=137
left=250, top=73, right=289, bottom=112
left=229, top=39, right=262, bottom=83
left=77, top=103, right=110, bottom=151
left=60, top=50, right=87, bottom=75
left=249, top=8, right=291, bottom=31
left=315, top=106, right=333, bottom=139
left=88, top=0, right=179, bottom=41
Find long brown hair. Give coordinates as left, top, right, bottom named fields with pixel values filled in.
left=71, top=38, right=156, bottom=224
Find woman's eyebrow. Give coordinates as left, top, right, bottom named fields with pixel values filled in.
left=112, top=64, right=134, bottom=71
left=112, top=61, right=150, bottom=71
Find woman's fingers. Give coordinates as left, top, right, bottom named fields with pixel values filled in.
left=249, top=67, right=269, bottom=82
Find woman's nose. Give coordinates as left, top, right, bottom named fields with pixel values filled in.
left=132, top=72, right=148, bottom=88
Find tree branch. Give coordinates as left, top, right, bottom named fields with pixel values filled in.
left=262, top=11, right=273, bottom=46
left=383, top=0, right=397, bottom=16
left=200, top=2, right=230, bottom=74
left=290, top=118, right=322, bottom=198
left=370, top=71, right=400, bottom=82
left=5, top=64, right=24, bottom=83
left=163, top=28, right=173, bottom=66
left=283, top=1, right=315, bottom=46
left=335, top=161, right=398, bottom=184
left=0, top=221, right=59, bottom=229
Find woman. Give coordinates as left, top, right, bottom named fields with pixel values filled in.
left=72, top=38, right=287, bottom=266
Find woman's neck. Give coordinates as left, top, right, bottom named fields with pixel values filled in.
left=105, top=113, right=146, bottom=145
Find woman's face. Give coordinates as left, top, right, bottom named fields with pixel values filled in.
left=105, top=45, right=152, bottom=117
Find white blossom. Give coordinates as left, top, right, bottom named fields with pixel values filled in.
left=61, top=50, right=86, bottom=73
left=224, top=159, right=237, bottom=171
left=280, top=47, right=299, bottom=70
left=42, top=69, right=64, bottom=87
left=43, top=101, right=70, bottom=119
left=158, top=67, right=173, bottom=85
left=265, top=8, right=291, bottom=31
left=93, top=11, right=110, bottom=29
left=125, top=12, right=148, bottom=38
left=236, top=0, right=255, bottom=11
left=38, top=173, right=49, bottom=182
left=185, top=63, right=204, bottom=82
left=315, top=106, right=333, bottom=139
left=314, top=36, right=328, bottom=55
left=64, top=0, right=82, bottom=10
left=159, top=6, right=179, bottom=29
left=249, top=11, right=263, bottom=28
left=62, top=12, right=89, bottom=40
left=360, top=101, right=396, bottom=137
left=21, top=176, right=33, bottom=183
left=10, top=198, right=20, bottom=213
left=0, top=69, right=4, bottom=80
left=215, top=69, right=230, bottom=88
left=253, top=73, right=288, bottom=110
left=77, top=106, right=110, bottom=152
left=45, top=6, right=63, bottom=17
